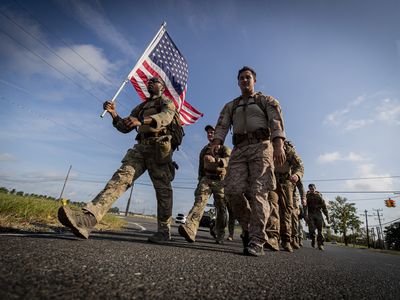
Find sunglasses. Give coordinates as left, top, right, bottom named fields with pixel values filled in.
left=148, top=78, right=162, bottom=84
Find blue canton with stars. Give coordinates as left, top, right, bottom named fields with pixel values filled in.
left=149, top=32, right=188, bottom=95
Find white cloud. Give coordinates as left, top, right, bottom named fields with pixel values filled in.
left=317, top=152, right=341, bottom=163
left=324, top=93, right=400, bottom=130
left=48, top=44, right=119, bottom=86
left=345, top=164, right=395, bottom=191
left=376, top=98, right=400, bottom=125
left=324, top=95, right=365, bottom=126
left=317, top=151, right=367, bottom=164
left=0, top=9, right=118, bottom=88
left=345, top=119, right=374, bottom=130
left=0, top=153, right=17, bottom=161
left=56, top=0, right=138, bottom=57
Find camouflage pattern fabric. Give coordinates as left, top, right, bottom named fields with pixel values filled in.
left=84, top=143, right=175, bottom=237
left=266, top=190, right=280, bottom=245
left=224, top=141, right=275, bottom=246
left=181, top=177, right=226, bottom=241
left=306, top=191, right=329, bottom=246
left=84, top=95, right=176, bottom=238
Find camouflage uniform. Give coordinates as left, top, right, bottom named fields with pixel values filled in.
left=306, top=190, right=329, bottom=248
left=180, top=143, right=231, bottom=242
left=226, top=200, right=236, bottom=240
left=84, top=95, right=176, bottom=238
left=266, top=141, right=304, bottom=249
left=214, top=92, right=285, bottom=248
left=265, top=190, right=280, bottom=250
left=291, top=180, right=305, bottom=247
left=275, top=142, right=304, bottom=245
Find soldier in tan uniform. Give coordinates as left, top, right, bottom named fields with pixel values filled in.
left=291, top=179, right=306, bottom=249
left=58, top=77, right=177, bottom=243
left=265, top=140, right=304, bottom=252
left=305, top=183, right=330, bottom=250
left=179, top=125, right=231, bottom=243
left=212, top=66, right=286, bottom=256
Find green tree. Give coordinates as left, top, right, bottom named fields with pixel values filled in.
left=0, top=187, right=9, bottom=194
left=109, top=207, right=120, bottom=214
left=329, top=196, right=361, bottom=246
left=385, top=223, right=400, bottom=250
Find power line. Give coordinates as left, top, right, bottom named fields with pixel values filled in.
left=321, top=191, right=400, bottom=194
left=0, top=96, right=120, bottom=152
left=0, top=26, right=104, bottom=104
left=0, top=9, right=106, bottom=95
left=304, top=175, right=400, bottom=182
left=13, top=0, right=133, bottom=100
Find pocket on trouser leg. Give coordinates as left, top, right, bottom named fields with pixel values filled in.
left=155, top=135, right=172, bottom=164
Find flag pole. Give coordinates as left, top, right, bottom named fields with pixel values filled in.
left=100, top=22, right=167, bottom=118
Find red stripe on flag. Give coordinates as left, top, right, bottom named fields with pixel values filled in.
left=130, top=77, right=147, bottom=101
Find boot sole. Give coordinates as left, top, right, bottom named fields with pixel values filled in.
left=58, top=206, right=89, bottom=239
left=245, top=248, right=265, bottom=257
left=178, top=226, right=195, bottom=243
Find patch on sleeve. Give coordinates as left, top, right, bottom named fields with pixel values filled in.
left=266, top=95, right=280, bottom=107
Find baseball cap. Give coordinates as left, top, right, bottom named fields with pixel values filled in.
left=204, top=125, right=215, bottom=132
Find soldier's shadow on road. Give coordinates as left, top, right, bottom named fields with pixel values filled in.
left=91, top=227, right=244, bottom=256
left=6, top=225, right=247, bottom=256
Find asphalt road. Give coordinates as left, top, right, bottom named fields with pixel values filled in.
left=1, top=215, right=399, bottom=299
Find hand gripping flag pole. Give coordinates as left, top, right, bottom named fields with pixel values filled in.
left=100, top=22, right=167, bottom=118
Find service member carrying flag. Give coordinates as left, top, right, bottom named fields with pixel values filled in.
left=58, top=23, right=202, bottom=243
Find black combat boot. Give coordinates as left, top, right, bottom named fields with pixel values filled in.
left=246, top=243, right=265, bottom=257
left=58, top=206, right=97, bottom=239
left=311, top=238, right=316, bottom=248
left=148, top=231, right=171, bottom=244
left=240, top=231, right=250, bottom=254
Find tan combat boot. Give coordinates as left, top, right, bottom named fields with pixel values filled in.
left=282, top=241, right=293, bottom=252
left=291, top=239, right=301, bottom=250
left=178, top=225, right=195, bottom=243
left=58, top=206, right=97, bottom=239
left=264, top=238, right=280, bottom=251
left=318, top=244, right=324, bottom=251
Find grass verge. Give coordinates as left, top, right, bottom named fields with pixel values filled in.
left=0, top=193, right=126, bottom=232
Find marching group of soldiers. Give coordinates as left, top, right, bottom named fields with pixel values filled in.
left=57, top=66, right=330, bottom=257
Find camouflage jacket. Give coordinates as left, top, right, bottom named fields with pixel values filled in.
left=198, top=144, right=231, bottom=180
left=113, top=95, right=176, bottom=135
left=275, top=141, right=304, bottom=180
left=306, top=191, right=329, bottom=218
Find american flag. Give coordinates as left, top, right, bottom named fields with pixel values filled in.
left=128, top=27, right=203, bottom=125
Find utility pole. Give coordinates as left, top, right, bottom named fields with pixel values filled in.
left=364, top=210, right=370, bottom=248
left=125, top=184, right=134, bottom=216
left=373, top=209, right=384, bottom=249
left=58, top=165, right=72, bottom=201
left=361, top=210, right=373, bottom=248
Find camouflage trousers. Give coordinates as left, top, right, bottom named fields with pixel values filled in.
left=265, top=190, right=280, bottom=245
left=182, top=177, right=227, bottom=241
left=291, top=196, right=300, bottom=242
left=308, top=212, right=325, bottom=246
left=275, top=180, right=294, bottom=243
left=84, top=143, right=175, bottom=237
left=224, top=141, right=275, bottom=247
left=226, top=200, right=235, bottom=238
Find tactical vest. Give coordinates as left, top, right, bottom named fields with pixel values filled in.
left=230, top=92, right=271, bottom=146
left=137, top=97, right=184, bottom=150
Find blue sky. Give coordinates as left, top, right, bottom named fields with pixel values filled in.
left=0, top=0, right=399, bottom=228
